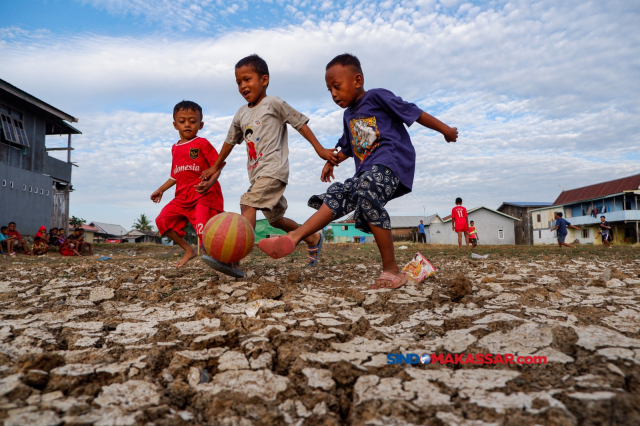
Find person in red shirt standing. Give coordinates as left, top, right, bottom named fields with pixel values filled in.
left=6, top=222, right=30, bottom=255
left=451, top=197, right=469, bottom=248
left=151, top=101, right=225, bottom=268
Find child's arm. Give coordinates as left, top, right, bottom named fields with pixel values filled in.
left=298, top=124, right=340, bottom=165
left=416, top=112, right=458, bottom=143
left=550, top=225, right=559, bottom=232
left=320, top=151, right=349, bottom=182
left=569, top=224, right=581, bottom=230
left=151, top=179, right=176, bottom=203
left=200, top=143, right=233, bottom=182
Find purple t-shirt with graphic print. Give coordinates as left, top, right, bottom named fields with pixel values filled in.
left=336, top=88, right=423, bottom=197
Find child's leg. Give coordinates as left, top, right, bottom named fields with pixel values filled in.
left=464, top=230, right=469, bottom=247
left=368, top=224, right=399, bottom=273
left=269, top=217, right=321, bottom=247
left=156, top=201, right=196, bottom=268
left=240, top=205, right=257, bottom=229
left=287, top=204, right=334, bottom=244
left=457, top=231, right=462, bottom=247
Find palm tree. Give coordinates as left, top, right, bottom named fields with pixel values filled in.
left=133, top=214, right=155, bottom=232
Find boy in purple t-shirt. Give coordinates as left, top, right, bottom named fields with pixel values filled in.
left=259, top=54, right=458, bottom=290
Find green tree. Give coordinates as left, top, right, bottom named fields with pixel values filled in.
left=69, top=216, right=86, bottom=228
left=324, top=227, right=334, bottom=242
left=133, top=214, right=155, bottom=232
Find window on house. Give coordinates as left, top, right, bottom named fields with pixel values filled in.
left=537, top=214, right=541, bottom=222
left=0, top=114, right=17, bottom=143
left=520, top=212, right=523, bottom=218
left=582, top=229, right=589, bottom=238
left=538, top=230, right=541, bottom=239
left=342, top=226, right=348, bottom=231
left=625, top=228, right=632, bottom=238
left=0, top=106, right=29, bottom=147
left=625, top=201, right=632, bottom=210
left=498, top=229, right=504, bottom=239
left=12, top=118, right=29, bottom=147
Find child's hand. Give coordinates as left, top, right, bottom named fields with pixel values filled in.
left=151, top=189, right=164, bottom=203
left=444, top=126, right=458, bottom=143
left=200, top=162, right=226, bottom=182
left=316, top=147, right=340, bottom=166
left=321, top=162, right=336, bottom=182
left=194, top=179, right=214, bottom=194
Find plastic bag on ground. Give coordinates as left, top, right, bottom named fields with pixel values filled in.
left=471, top=253, right=489, bottom=259
left=402, top=252, right=436, bottom=283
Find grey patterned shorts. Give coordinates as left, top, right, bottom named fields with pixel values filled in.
left=308, top=165, right=400, bottom=234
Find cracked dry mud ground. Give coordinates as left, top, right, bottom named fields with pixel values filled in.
left=1, top=243, right=640, bottom=426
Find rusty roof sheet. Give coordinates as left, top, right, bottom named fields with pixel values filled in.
left=553, top=173, right=640, bottom=206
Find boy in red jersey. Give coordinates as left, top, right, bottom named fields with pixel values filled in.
left=451, top=197, right=469, bottom=248
left=152, top=101, right=225, bottom=268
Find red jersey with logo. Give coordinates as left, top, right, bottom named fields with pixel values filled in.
left=170, top=137, right=223, bottom=211
left=452, top=206, right=468, bottom=230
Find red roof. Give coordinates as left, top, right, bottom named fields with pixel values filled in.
left=68, top=223, right=100, bottom=232
left=553, top=173, right=640, bottom=206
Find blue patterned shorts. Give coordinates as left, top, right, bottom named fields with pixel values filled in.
left=308, top=165, right=400, bottom=234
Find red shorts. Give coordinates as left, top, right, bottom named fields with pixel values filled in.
left=156, top=199, right=221, bottom=241
left=455, top=224, right=468, bottom=233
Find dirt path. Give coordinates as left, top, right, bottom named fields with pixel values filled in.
left=1, top=243, right=639, bottom=425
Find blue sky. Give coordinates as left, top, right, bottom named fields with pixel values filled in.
left=1, top=0, right=639, bottom=230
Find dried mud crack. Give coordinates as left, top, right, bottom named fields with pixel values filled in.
left=1, top=243, right=640, bottom=425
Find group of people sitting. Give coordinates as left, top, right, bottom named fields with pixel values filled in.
left=0, top=222, right=93, bottom=256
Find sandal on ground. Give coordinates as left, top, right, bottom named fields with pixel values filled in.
left=372, top=271, right=409, bottom=290
left=307, top=232, right=324, bottom=267
left=258, top=235, right=296, bottom=259
left=202, top=255, right=244, bottom=279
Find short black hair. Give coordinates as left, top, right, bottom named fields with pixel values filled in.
left=79, top=228, right=85, bottom=232
left=51, top=227, right=58, bottom=232
left=8, top=222, right=15, bottom=226
left=245, top=128, right=253, bottom=136
left=455, top=197, right=462, bottom=204
left=74, top=227, right=82, bottom=232
left=601, top=215, right=606, bottom=219
left=236, top=54, right=269, bottom=78
left=0, top=226, right=7, bottom=232
left=556, top=212, right=563, bottom=217
left=326, top=53, right=363, bottom=75
left=470, top=221, right=474, bottom=224
left=173, top=101, right=202, bottom=119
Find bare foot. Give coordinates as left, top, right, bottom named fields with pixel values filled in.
left=176, top=249, right=197, bottom=268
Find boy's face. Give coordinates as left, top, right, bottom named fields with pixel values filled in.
left=235, top=66, right=268, bottom=105
left=325, top=65, right=364, bottom=108
left=173, top=108, right=204, bottom=140
left=8, top=224, right=15, bottom=231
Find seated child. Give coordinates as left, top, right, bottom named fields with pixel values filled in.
left=56, top=230, right=66, bottom=246
left=31, top=237, right=48, bottom=256
left=151, top=101, right=224, bottom=268
left=258, top=54, right=458, bottom=290
left=78, top=229, right=93, bottom=255
left=35, top=226, right=50, bottom=248
left=199, top=54, right=339, bottom=277
left=6, top=222, right=29, bottom=254
left=49, top=228, right=60, bottom=246
left=0, top=226, right=16, bottom=256
left=60, top=238, right=79, bottom=256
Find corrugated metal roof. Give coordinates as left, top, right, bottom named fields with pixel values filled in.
left=126, top=230, right=160, bottom=237
left=442, top=206, right=520, bottom=222
left=89, top=222, right=128, bottom=236
left=389, top=215, right=439, bottom=228
left=0, top=78, right=79, bottom=124
left=553, top=174, right=640, bottom=206
left=500, top=202, right=553, bottom=207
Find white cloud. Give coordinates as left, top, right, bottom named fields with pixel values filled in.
left=1, top=0, right=638, bottom=228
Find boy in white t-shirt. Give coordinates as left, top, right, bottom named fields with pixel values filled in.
left=199, top=54, right=339, bottom=277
